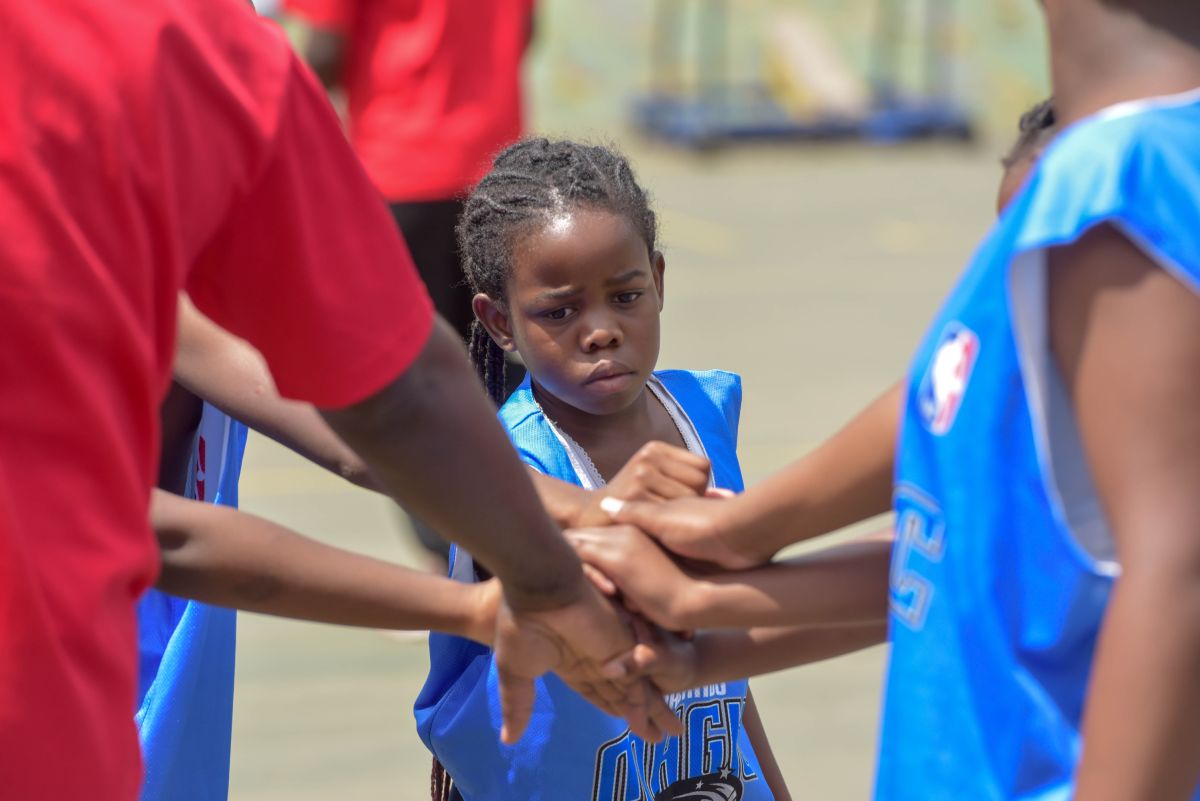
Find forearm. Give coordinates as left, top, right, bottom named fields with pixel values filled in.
left=1074, top=563, right=1200, bottom=800
left=321, top=319, right=583, bottom=609
left=225, top=398, right=377, bottom=491
left=742, top=690, right=792, bottom=801
left=722, top=382, right=901, bottom=561
left=691, top=623, right=886, bottom=687
left=174, top=295, right=378, bottom=490
left=151, top=490, right=493, bottom=642
left=678, top=534, right=892, bottom=630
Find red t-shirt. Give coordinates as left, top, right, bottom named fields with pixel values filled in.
left=283, top=0, right=532, bottom=202
left=0, top=1, right=432, bottom=797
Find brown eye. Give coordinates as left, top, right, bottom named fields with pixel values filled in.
left=614, top=292, right=642, bottom=304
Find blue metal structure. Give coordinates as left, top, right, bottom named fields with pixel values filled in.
left=632, top=0, right=975, bottom=148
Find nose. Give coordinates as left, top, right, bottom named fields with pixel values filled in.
left=579, top=309, right=622, bottom=353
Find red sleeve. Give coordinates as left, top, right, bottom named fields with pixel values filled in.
left=283, top=0, right=355, bottom=32
left=187, top=53, right=434, bottom=409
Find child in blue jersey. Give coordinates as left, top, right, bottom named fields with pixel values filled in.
left=415, top=138, right=789, bottom=801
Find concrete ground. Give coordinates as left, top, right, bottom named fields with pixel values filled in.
left=229, top=138, right=1008, bottom=799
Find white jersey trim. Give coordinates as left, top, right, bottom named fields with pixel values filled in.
left=1009, top=248, right=1120, bottom=577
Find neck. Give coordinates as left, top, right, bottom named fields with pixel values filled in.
left=531, top=380, right=655, bottom=453
left=1048, top=0, right=1200, bottom=125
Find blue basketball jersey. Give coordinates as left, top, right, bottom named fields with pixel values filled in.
left=415, top=369, right=774, bottom=801
left=136, top=403, right=248, bottom=801
left=878, top=89, right=1200, bottom=800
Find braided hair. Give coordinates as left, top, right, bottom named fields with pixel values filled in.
left=458, top=137, right=659, bottom=406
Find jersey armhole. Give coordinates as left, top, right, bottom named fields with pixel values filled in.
left=1009, top=248, right=1119, bottom=576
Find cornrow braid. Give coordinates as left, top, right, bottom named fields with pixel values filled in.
left=469, top=319, right=508, bottom=407
left=458, top=137, right=658, bottom=403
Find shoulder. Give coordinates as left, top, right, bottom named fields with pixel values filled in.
left=497, top=383, right=543, bottom=434
left=496, top=383, right=580, bottom=483
left=1019, top=96, right=1200, bottom=276
left=655, top=369, right=743, bottom=424
left=655, top=369, right=745, bottom=491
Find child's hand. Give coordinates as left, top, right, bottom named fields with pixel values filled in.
left=491, top=578, right=682, bottom=745
left=575, top=442, right=710, bottom=527
left=597, top=494, right=769, bottom=570
left=607, top=615, right=700, bottom=696
left=568, top=525, right=706, bottom=632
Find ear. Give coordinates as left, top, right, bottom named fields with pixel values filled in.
left=473, top=294, right=517, bottom=353
left=651, top=251, right=666, bottom=311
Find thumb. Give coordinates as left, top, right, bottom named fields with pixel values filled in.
left=497, top=667, right=536, bottom=745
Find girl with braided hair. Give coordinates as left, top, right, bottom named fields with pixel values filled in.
left=414, top=138, right=790, bottom=801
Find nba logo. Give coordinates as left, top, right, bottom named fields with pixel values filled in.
left=918, top=322, right=979, bottom=435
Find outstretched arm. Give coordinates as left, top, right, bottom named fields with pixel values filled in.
left=173, top=294, right=378, bottom=490
left=1050, top=226, right=1200, bottom=801
left=570, top=525, right=891, bottom=631
left=605, top=382, right=901, bottom=568
left=152, top=489, right=497, bottom=641
left=618, top=618, right=886, bottom=693
left=152, top=487, right=676, bottom=742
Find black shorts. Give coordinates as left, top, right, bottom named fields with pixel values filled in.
left=389, top=199, right=473, bottom=343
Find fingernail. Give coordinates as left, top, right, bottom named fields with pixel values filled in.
left=599, top=497, right=625, bottom=518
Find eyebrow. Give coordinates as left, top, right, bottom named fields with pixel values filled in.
left=533, top=269, right=648, bottom=303
left=606, top=268, right=647, bottom=286
left=534, top=286, right=581, bottom=302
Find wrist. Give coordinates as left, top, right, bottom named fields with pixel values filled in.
left=671, top=578, right=719, bottom=631
left=530, top=471, right=590, bottom=529
left=718, top=494, right=781, bottom=566
left=460, top=581, right=500, bottom=646
left=556, top=488, right=588, bottom=530
left=500, top=552, right=587, bottom=613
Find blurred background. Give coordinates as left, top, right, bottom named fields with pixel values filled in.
left=233, top=1, right=1048, bottom=797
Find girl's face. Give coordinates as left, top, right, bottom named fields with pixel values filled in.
left=474, top=208, right=665, bottom=417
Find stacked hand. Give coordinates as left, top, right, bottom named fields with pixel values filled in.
left=568, top=524, right=705, bottom=632
left=597, top=493, right=769, bottom=570
left=575, top=442, right=711, bottom=527
left=490, top=577, right=684, bottom=744
left=494, top=443, right=753, bottom=740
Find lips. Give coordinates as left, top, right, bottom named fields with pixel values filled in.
left=583, top=362, right=635, bottom=388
